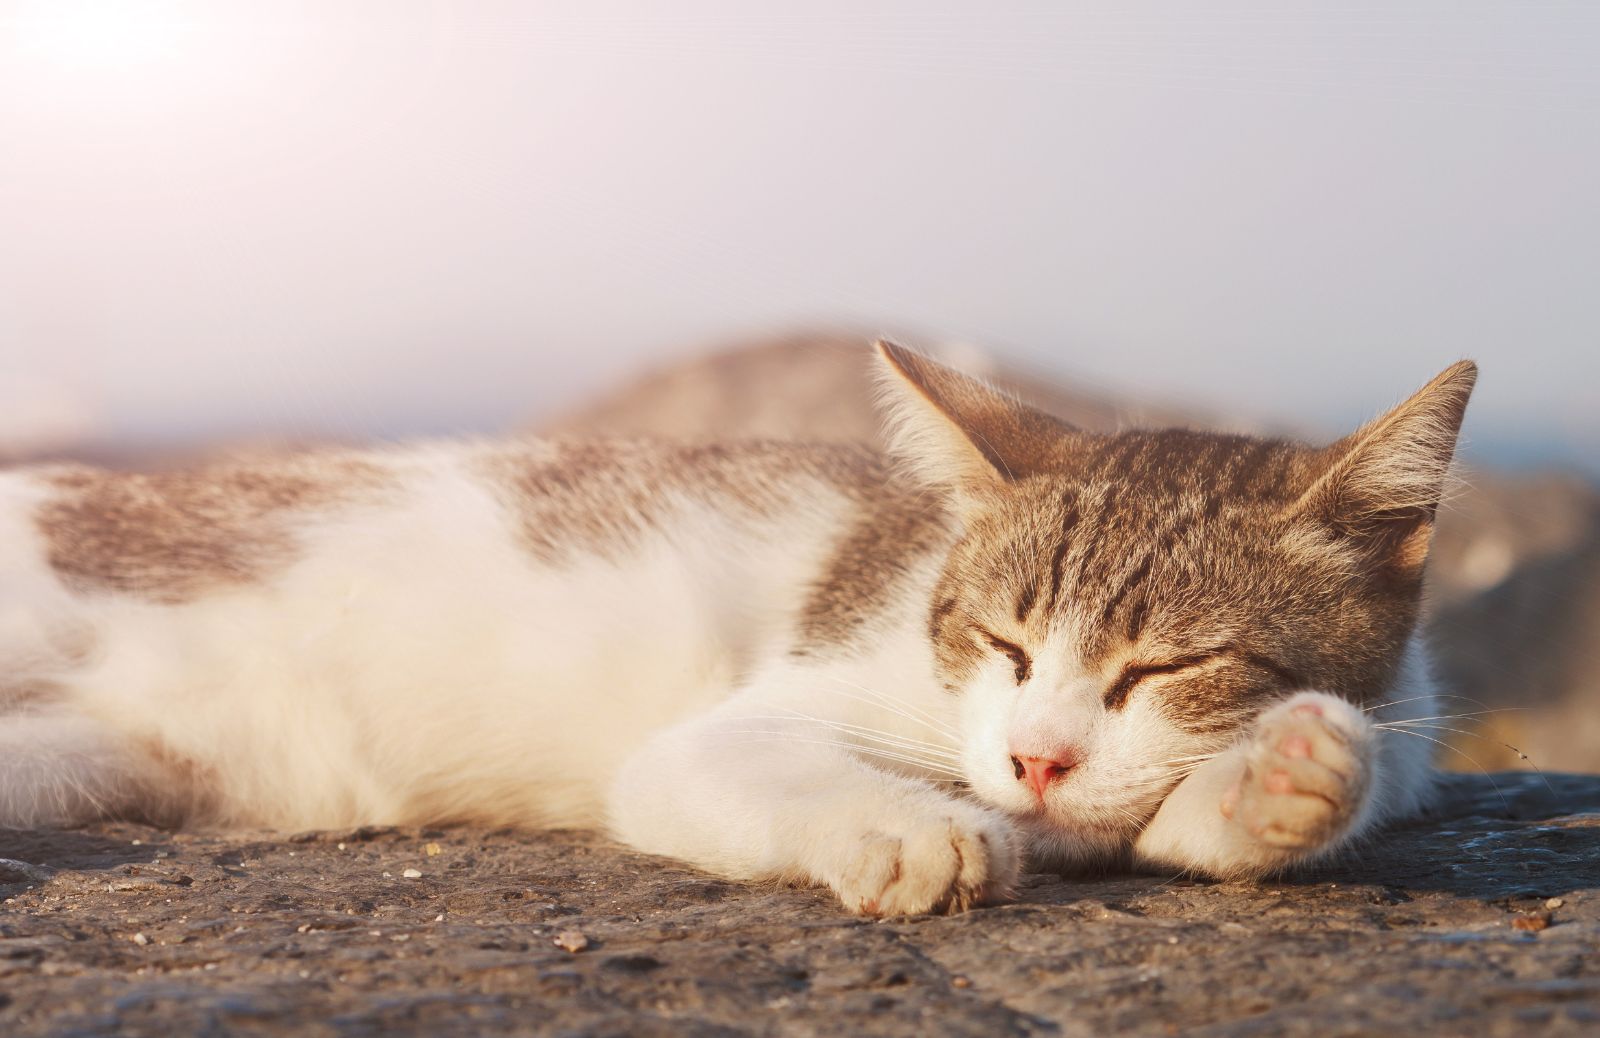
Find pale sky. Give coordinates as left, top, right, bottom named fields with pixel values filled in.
left=1, top=1, right=1596, bottom=469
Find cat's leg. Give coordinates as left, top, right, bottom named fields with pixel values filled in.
left=0, top=709, right=170, bottom=828
left=608, top=700, right=1021, bottom=916
left=1133, top=689, right=1430, bottom=878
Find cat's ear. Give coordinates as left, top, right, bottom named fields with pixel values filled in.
left=1288, top=360, right=1478, bottom=575
left=874, top=340, right=1076, bottom=504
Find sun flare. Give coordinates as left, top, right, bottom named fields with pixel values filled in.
left=10, top=0, right=195, bottom=72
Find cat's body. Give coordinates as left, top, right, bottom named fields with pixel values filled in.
left=0, top=343, right=1475, bottom=914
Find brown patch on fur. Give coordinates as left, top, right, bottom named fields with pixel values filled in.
left=482, top=438, right=960, bottom=653
left=38, top=454, right=393, bottom=604
left=794, top=489, right=951, bottom=655
left=479, top=439, right=892, bottom=564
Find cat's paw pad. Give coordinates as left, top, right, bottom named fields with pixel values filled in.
left=1223, top=691, right=1372, bottom=853
left=837, top=806, right=1019, bottom=917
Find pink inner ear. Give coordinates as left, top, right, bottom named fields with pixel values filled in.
left=874, top=339, right=1079, bottom=493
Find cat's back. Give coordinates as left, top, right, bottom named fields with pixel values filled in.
left=11, top=436, right=896, bottom=600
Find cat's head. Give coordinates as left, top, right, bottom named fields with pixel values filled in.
left=875, top=341, right=1476, bottom=863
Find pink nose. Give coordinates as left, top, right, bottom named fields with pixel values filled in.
left=1010, top=753, right=1078, bottom=799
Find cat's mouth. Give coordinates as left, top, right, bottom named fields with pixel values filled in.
left=1050, top=814, right=1137, bottom=836
left=1007, top=800, right=1143, bottom=837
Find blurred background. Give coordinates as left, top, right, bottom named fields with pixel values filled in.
left=2, top=2, right=1596, bottom=771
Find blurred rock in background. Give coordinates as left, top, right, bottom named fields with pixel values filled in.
left=542, top=335, right=1600, bottom=775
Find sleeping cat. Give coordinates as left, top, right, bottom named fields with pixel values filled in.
left=0, top=342, right=1474, bottom=915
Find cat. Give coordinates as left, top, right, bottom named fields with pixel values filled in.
left=0, top=341, right=1475, bottom=915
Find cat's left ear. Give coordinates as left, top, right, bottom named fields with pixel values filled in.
left=874, top=340, right=1077, bottom=508
left=1288, top=360, right=1478, bottom=575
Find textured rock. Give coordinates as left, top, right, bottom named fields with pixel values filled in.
left=1, top=773, right=1596, bottom=1036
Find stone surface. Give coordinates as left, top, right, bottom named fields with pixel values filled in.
left=1, top=773, right=1597, bottom=1036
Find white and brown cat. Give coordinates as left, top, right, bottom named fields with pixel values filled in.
left=0, top=342, right=1474, bottom=914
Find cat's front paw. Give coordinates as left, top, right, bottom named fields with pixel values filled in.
left=834, top=801, right=1020, bottom=917
left=1222, top=691, right=1373, bottom=860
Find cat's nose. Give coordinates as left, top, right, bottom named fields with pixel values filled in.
left=1009, top=752, right=1078, bottom=799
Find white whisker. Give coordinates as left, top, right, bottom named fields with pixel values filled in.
left=1377, top=708, right=1530, bottom=726
left=1364, top=692, right=1497, bottom=714
left=722, top=732, right=967, bottom=779
left=741, top=713, right=962, bottom=761
left=753, top=707, right=959, bottom=753
left=1376, top=719, right=1555, bottom=793
left=1371, top=726, right=1507, bottom=808
left=815, top=675, right=958, bottom=737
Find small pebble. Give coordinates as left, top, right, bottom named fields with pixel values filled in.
left=554, top=930, right=590, bottom=953
left=1512, top=913, right=1551, bottom=933
left=1546, top=897, right=1565, bottom=910
left=434, top=914, right=445, bottom=922
left=402, top=868, right=423, bottom=879
left=951, top=975, right=971, bottom=989
left=132, top=932, right=149, bottom=946
left=425, top=843, right=443, bottom=856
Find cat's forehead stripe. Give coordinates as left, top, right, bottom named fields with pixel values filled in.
left=1098, top=554, right=1153, bottom=628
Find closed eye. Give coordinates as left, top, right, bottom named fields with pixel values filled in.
left=978, top=630, right=1032, bottom=685
left=1103, top=648, right=1229, bottom=710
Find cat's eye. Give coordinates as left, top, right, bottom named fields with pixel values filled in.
left=979, top=630, right=1032, bottom=684
left=1103, top=650, right=1225, bottom=710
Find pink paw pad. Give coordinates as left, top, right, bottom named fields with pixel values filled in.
left=1278, top=734, right=1313, bottom=759
left=1219, top=783, right=1240, bottom=819
left=1264, top=770, right=1295, bottom=794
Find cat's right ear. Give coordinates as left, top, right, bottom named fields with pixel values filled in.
left=1285, top=359, right=1478, bottom=578
left=874, top=340, right=1076, bottom=507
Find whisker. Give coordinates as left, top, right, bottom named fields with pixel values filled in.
left=1377, top=708, right=1531, bottom=726
left=741, top=714, right=963, bottom=761
left=1364, top=693, right=1499, bottom=715
left=816, top=676, right=958, bottom=737
left=749, top=708, right=960, bottom=755
left=722, top=732, right=967, bottom=779
left=1146, top=753, right=1219, bottom=767
left=1120, top=767, right=1207, bottom=791
left=1377, top=721, right=1492, bottom=740
left=1375, top=720, right=1556, bottom=795
left=1370, top=726, right=1508, bottom=809
left=733, top=739, right=966, bottom=779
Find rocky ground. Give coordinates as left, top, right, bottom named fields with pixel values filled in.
left=2, top=773, right=1597, bottom=1037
